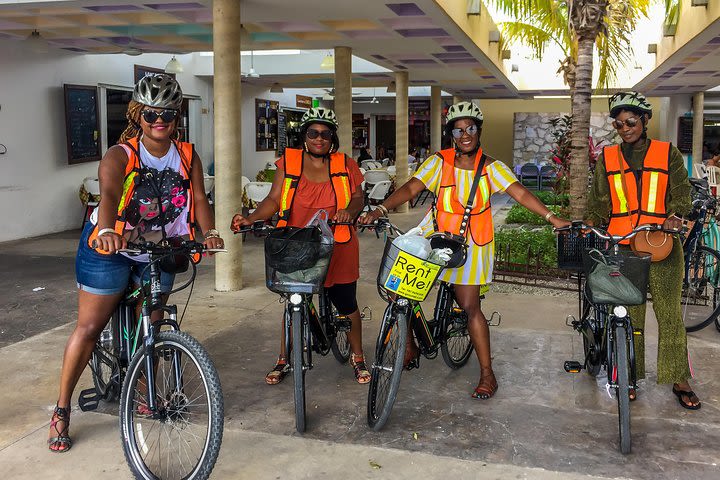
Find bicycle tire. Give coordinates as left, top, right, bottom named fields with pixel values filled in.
left=119, top=330, right=224, bottom=480
left=682, top=245, right=720, bottom=332
left=367, top=305, right=407, bottom=431
left=582, top=304, right=602, bottom=377
left=292, top=307, right=306, bottom=433
left=440, top=297, right=473, bottom=369
left=614, top=324, right=632, bottom=455
left=330, top=305, right=351, bottom=364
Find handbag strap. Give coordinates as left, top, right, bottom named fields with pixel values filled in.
left=432, top=152, right=487, bottom=239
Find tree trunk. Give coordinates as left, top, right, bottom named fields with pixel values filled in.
left=568, top=36, right=594, bottom=219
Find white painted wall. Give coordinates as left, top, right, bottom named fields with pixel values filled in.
left=0, top=40, right=212, bottom=242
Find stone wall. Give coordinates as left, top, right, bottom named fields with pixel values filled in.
left=512, top=112, right=618, bottom=166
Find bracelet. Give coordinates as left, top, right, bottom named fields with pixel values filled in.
left=97, top=228, right=116, bottom=236
left=204, top=228, right=220, bottom=239
left=376, top=204, right=389, bottom=216
left=544, top=211, right=555, bottom=221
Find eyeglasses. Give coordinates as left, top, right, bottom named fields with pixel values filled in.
left=612, top=116, right=641, bottom=129
left=141, top=109, right=178, bottom=124
left=306, top=128, right=332, bottom=141
left=451, top=124, right=478, bottom=138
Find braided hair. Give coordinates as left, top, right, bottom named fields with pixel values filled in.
left=118, top=100, right=180, bottom=145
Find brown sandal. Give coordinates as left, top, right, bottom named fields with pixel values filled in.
left=265, top=357, right=289, bottom=385
left=350, top=353, right=371, bottom=384
left=48, top=405, right=72, bottom=453
left=471, top=368, right=498, bottom=400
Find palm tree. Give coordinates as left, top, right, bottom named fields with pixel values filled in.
left=486, top=0, right=650, bottom=218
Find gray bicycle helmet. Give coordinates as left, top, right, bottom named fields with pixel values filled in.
left=133, top=73, right=183, bottom=110
left=608, top=91, right=652, bottom=119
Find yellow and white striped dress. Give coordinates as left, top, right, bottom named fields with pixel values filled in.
left=413, top=154, right=518, bottom=285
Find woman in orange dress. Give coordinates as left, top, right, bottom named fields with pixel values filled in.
left=231, top=108, right=370, bottom=384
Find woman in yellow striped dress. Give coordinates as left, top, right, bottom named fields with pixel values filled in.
left=360, top=102, right=569, bottom=398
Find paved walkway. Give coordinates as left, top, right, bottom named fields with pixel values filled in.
left=1, top=200, right=718, bottom=479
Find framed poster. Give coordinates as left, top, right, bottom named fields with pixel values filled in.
left=134, top=64, right=175, bottom=83
left=63, top=84, right=101, bottom=164
left=677, top=117, right=693, bottom=154
left=256, top=98, right=279, bottom=151
left=296, top=94, right=312, bottom=109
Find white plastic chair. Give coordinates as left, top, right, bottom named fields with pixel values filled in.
left=386, top=165, right=396, bottom=176
left=358, top=167, right=366, bottom=176
left=693, top=163, right=707, bottom=179
left=244, top=181, right=272, bottom=213
left=363, top=169, right=391, bottom=186
left=707, top=166, right=720, bottom=197
left=241, top=175, right=251, bottom=193
left=367, top=180, right=392, bottom=204
left=203, top=174, right=215, bottom=204
left=82, top=177, right=100, bottom=228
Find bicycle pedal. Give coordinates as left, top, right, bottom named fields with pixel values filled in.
left=487, top=311, right=501, bottom=326
left=563, top=361, right=583, bottom=373
left=78, top=388, right=101, bottom=412
left=360, top=306, right=372, bottom=322
left=565, top=315, right=578, bottom=327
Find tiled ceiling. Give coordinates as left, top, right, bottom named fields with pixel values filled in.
left=0, top=0, right=517, bottom=97
left=634, top=17, right=720, bottom=95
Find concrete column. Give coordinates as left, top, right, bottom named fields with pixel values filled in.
left=213, top=0, right=243, bottom=291
left=395, top=71, right=409, bottom=213
left=430, top=85, right=442, bottom=154
left=452, top=95, right=463, bottom=105
left=692, top=92, right=704, bottom=175
left=334, top=46, right=352, bottom=156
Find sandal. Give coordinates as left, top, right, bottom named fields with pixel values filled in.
left=350, top=353, right=371, bottom=384
left=403, top=345, right=420, bottom=371
left=48, top=405, right=72, bottom=453
left=471, top=368, right=498, bottom=400
left=265, top=357, right=289, bottom=385
left=672, top=385, right=701, bottom=410
left=629, top=388, right=637, bottom=402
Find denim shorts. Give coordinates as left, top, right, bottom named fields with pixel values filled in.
left=76, top=223, right=175, bottom=296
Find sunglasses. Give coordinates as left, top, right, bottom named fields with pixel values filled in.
left=141, top=109, right=178, bottom=124
left=612, top=116, right=641, bottom=129
left=306, top=128, right=332, bottom=141
left=451, top=124, right=478, bottom=138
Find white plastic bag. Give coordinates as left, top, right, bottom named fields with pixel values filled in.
left=306, top=209, right=334, bottom=246
left=427, top=247, right=453, bottom=265
left=392, top=226, right=432, bottom=259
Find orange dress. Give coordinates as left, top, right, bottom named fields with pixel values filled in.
left=275, top=157, right=363, bottom=286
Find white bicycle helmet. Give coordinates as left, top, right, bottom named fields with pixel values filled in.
left=300, top=107, right=339, bottom=130
left=446, top=101, right=484, bottom=128
left=133, top=73, right=183, bottom=110
left=608, top=91, right=652, bottom=119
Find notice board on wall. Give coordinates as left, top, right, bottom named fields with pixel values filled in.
left=677, top=117, right=693, bottom=154
left=64, top=84, right=101, bottom=164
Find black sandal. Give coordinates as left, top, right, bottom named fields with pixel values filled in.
left=48, top=405, right=72, bottom=453
left=672, top=386, right=701, bottom=410
left=265, top=357, right=289, bottom=385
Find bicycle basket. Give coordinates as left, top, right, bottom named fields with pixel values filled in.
left=264, top=226, right=333, bottom=294
left=582, top=249, right=651, bottom=306
left=377, top=239, right=442, bottom=302
left=557, top=231, right=607, bottom=271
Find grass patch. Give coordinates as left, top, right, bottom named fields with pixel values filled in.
left=495, top=226, right=557, bottom=268
left=534, top=191, right=569, bottom=206
left=505, top=204, right=562, bottom=225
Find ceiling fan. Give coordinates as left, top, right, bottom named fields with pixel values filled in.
left=242, top=50, right=260, bottom=78
left=322, top=88, right=362, bottom=100
left=353, top=88, right=380, bottom=104
left=106, top=28, right=176, bottom=56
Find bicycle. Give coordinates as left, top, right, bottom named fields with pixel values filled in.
left=236, top=220, right=354, bottom=433
left=81, top=239, right=225, bottom=480
left=558, top=222, right=672, bottom=454
left=681, top=177, right=720, bottom=332
left=361, top=218, right=500, bottom=431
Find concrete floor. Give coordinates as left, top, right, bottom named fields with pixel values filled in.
left=1, top=199, right=718, bottom=479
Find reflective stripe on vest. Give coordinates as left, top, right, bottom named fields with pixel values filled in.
left=434, top=148, right=493, bottom=246
left=605, top=140, right=671, bottom=244
left=88, top=138, right=197, bottom=257
left=277, top=148, right=353, bottom=244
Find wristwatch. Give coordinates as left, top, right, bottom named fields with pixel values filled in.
left=204, top=229, right=220, bottom=239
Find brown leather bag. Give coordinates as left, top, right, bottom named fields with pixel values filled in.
left=630, top=229, right=673, bottom=262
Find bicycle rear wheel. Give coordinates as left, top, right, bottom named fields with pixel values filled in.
left=613, top=324, right=631, bottom=455
left=292, top=308, right=306, bottom=433
left=91, top=342, right=121, bottom=401
left=119, top=330, right=224, bottom=480
left=367, top=305, right=407, bottom=431
left=440, top=299, right=473, bottom=369
left=330, top=305, right=351, bottom=364
left=682, top=245, right=720, bottom=332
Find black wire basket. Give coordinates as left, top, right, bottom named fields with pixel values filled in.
left=264, top=232, right=333, bottom=294
left=556, top=231, right=607, bottom=271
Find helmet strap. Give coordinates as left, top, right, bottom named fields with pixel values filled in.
left=303, top=142, right=329, bottom=160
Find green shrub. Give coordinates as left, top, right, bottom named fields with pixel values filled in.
left=534, top=191, right=569, bottom=206
left=495, top=227, right=557, bottom=268
left=505, top=204, right=561, bottom=225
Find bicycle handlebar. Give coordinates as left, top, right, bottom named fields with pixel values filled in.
left=233, top=220, right=355, bottom=236
left=116, top=240, right=227, bottom=256
left=356, top=217, right=405, bottom=236
left=554, top=221, right=681, bottom=243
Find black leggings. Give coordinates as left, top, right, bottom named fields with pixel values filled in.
left=325, top=282, right=358, bottom=315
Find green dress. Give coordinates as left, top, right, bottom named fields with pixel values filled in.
left=585, top=138, right=693, bottom=384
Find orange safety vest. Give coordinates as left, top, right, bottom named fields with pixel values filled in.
left=88, top=137, right=197, bottom=255
left=277, top=148, right=353, bottom=244
left=434, top=148, right=493, bottom=246
left=605, top=140, right=671, bottom=245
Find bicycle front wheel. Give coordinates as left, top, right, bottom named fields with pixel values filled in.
left=613, top=325, right=631, bottom=455
left=682, top=245, right=720, bottom=332
left=119, top=331, right=224, bottom=480
left=367, top=305, right=407, bottom=431
left=291, top=308, right=306, bottom=433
